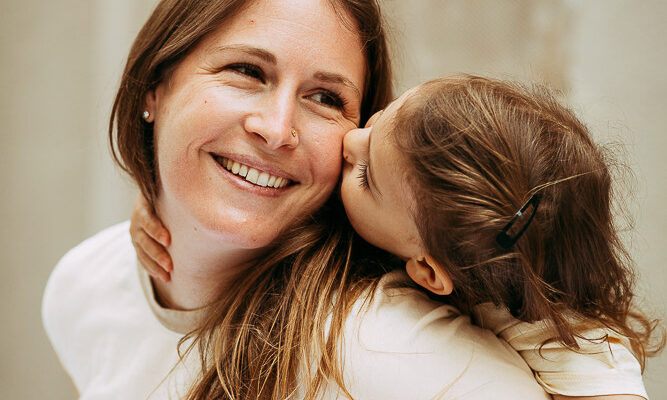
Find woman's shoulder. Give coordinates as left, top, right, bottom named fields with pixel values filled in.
left=46, top=220, right=133, bottom=283
left=42, top=222, right=136, bottom=336
left=54, top=221, right=133, bottom=268
left=41, top=221, right=198, bottom=396
left=347, top=270, right=479, bottom=346
left=347, top=270, right=464, bottom=348
left=42, top=220, right=136, bottom=318
left=43, top=220, right=135, bottom=306
left=337, top=270, right=549, bottom=399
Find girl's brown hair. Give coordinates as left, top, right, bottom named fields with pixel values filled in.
left=394, top=75, right=663, bottom=368
left=109, top=0, right=395, bottom=398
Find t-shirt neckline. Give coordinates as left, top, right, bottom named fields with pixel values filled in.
left=137, top=263, right=208, bottom=335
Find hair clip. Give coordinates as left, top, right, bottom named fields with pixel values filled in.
left=496, top=193, right=542, bottom=249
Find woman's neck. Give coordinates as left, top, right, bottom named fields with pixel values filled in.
left=152, top=202, right=265, bottom=311
left=152, top=238, right=260, bottom=311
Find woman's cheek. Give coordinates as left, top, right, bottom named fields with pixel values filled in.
left=156, top=157, right=196, bottom=213
left=324, top=151, right=344, bottom=184
left=315, top=125, right=349, bottom=168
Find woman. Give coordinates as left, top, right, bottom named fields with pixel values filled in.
left=43, top=0, right=548, bottom=398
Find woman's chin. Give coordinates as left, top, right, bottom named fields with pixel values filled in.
left=199, top=222, right=272, bottom=249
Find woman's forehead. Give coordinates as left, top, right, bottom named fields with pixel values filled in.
left=207, top=0, right=362, bottom=49
left=195, top=0, right=366, bottom=78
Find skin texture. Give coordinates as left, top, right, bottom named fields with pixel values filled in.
left=141, top=0, right=366, bottom=310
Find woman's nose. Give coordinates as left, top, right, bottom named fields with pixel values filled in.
left=244, top=89, right=298, bottom=150
left=343, top=126, right=369, bottom=164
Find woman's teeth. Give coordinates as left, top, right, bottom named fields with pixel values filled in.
left=216, top=156, right=290, bottom=188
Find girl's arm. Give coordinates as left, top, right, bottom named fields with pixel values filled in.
left=129, top=195, right=173, bottom=283
left=473, top=303, right=648, bottom=400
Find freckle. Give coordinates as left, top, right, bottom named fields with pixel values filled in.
left=204, top=100, right=207, bottom=104
left=249, top=19, right=254, bottom=23
left=194, top=226, right=198, bottom=232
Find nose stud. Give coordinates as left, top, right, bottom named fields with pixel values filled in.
left=290, top=128, right=298, bottom=138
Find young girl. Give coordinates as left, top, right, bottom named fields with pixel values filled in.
left=132, top=75, right=663, bottom=399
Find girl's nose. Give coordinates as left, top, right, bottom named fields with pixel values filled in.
left=343, top=126, right=369, bottom=164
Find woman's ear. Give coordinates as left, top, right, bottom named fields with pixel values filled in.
left=405, top=255, right=453, bottom=295
left=143, top=89, right=157, bottom=123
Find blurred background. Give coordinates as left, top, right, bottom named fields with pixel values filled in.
left=1, top=0, right=665, bottom=398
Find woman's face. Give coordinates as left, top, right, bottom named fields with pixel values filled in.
left=147, top=0, right=366, bottom=249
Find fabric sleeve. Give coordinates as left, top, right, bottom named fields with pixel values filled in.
left=472, top=302, right=648, bottom=399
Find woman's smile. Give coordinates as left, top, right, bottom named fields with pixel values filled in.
left=215, top=156, right=293, bottom=188
left=211, top=153, right=296, bottom=195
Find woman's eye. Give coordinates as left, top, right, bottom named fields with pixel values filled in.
left=228, top=63, right=263, bottom=81
left=310, top=91, right=345, bottom=109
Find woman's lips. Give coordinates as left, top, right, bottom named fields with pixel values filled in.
left=214, top=155, right=291, bottom=188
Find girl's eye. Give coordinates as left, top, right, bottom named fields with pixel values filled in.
left=310, top=91, right=345, bottom=109
left=357, top=160, right=370, bottom=190
left=228, top=63, right=264, bottom=82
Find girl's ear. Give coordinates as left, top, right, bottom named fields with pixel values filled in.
left=405, top=255, right=453, bottom=295
left=143, top=89, right=157, bottom=123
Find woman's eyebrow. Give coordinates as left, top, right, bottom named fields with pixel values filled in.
left=209, top=44, right=277, bottom=64
left=314, top=71, right=361, bottom=98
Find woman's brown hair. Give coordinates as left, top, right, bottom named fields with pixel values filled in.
left=393, top=75, right=664, bottom=368
left=109, top=0, right=395, bottom=398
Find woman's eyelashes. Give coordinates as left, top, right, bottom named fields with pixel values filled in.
left=357, top=160, right=370, bottom=190
left=309, top=90, right=346, bottom=110
left=227, top=63, right=264, bottom=82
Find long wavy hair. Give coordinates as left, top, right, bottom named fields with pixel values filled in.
left=393, top=75, right=664, bottom=368
left=109, top=0, right=395, bottom=398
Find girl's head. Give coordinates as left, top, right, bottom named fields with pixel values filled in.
left=342, top=75, right=658, bottom=358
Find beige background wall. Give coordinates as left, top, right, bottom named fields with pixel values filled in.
left=1, top=0, right=664, bottom=398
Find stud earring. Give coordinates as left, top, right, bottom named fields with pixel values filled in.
left=142, top=110, right=150, bottom=120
